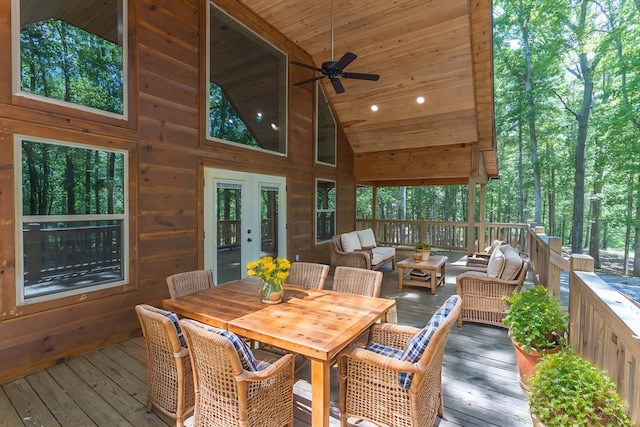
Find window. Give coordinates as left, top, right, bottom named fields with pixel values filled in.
left=13, top=0, right=127, bottom=118
left=207, top=2, right=287, bottom=154
left=315, top=179, right=336, bottom=244
left=316, top=83, right=336, bottom=165
left=15, top=136, right=128, bottom=304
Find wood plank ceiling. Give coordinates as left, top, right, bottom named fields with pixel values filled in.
left=241, top=0, right=499, bottom=185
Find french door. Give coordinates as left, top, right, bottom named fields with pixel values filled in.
left=204, top=168, right=286, bottom=285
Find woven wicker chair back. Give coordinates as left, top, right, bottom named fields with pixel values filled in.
left=332, top=266, right=383, bottom=297
left=166, top=270, right=214, bottom=298
left=135, top=304, right=195, bottom=426
left=286, top=262, right=330, bottom=290
left=179, top=319, right=294, bottom=427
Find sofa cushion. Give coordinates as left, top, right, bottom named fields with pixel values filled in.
left=486, top=246, right=506, bottom=278
left=356, top=228, right=378, bottom=248
left=341, top=231, right=362, bottom=253
left=500, top=246, right=523, bottom=280
left=371, top=246, right=395, bottom=263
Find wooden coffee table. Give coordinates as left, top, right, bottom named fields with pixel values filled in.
left=397, top=255, right=448, bottom=294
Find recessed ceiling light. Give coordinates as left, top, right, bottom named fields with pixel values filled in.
left=416, top=96, right=425, bottom=104
left=371, top=105, right=378, bottom=112
left=270, top=123, right=279, bottom=131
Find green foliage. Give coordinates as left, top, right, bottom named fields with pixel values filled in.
left=529, top=349, right=631, bottom=426
left=415, top=241, right=431, bottom=250
left=503, top=286, right=567, bottom=352
left=209, top=83, right=258, bottom=147
left=20, top=20, right=123, bottom=114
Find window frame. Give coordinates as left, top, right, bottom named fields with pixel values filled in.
left=315, top=82, right=337, bottom=167
left=315, top=178, right=336, bottom=245
left=204, top=1, right=288, bottom=156
left=13, top=134, right=131, bottom=307
left=11, top=0, right=129, bottom=121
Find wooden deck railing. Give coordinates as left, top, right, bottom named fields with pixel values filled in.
left=24, top=222, right=122, bottom=284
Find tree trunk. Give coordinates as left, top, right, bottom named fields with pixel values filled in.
left=64, top=153, right=75, bottom=215
left=548, top=167, right=556, bottom=236
left=588, top=149, right=603, bottom=268
left=634, top=174, right=640, bottom=277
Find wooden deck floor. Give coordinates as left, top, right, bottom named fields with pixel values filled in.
left=0, top=252, right=532, bottom=426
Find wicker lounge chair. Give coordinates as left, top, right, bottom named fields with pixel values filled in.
left=332, top=266, right=383, bottom=297
left=456, top=245, right=529, bottom=328
left=166, top=270, right=214, bottom=298
left=179, top=319, right=294, bottom=427
left=286, top=262, right=330, bottom=290
left=135, top=305, right=195, bottom=427
left=338, top=296, right=462, bottom=427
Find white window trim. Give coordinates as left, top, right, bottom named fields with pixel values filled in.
left=205, top=1, right=288, bottom=156
left=315, top=178, right=336, bottom=244
left=315, top=82, right=337, bottom=167
left=11, top=0, right=129, bottom=120
left=13, top=135, right=130, bottom=305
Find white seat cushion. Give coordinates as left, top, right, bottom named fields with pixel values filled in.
left=356, top=228, right=377, bottom=248
left=372, top=246, right=395, bottom=260
left=341, top=231, right=362, bottom=253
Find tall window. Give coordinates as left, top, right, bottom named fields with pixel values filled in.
left=13, top=0, right=127, bottom=117
left=207, top=2, right=287, bottom=154
left=15, top=136, right=128, bottom=304
left=316, top=179, right=336, bottom=243
left=316, top=84, right=336, bottom=165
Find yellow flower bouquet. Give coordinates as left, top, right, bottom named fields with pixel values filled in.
left=247, top=256, right=291, bottom=303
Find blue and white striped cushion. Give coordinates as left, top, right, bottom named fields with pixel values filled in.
left=162, top=312, right=187, bottom=348
left=188, top=322, right=264, bottom=371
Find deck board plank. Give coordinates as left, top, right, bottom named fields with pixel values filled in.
left=2, top=377, right=60, bottom=427
left=47, top=363, right=134, bottom=427
left=0, top=387, right=24, bottom=427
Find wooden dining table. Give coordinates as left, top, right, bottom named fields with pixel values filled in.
left=163, top=277, right=395, bottom=427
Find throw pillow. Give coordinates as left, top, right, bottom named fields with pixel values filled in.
left=501, top=246, right=524, bottom=280
left=341, top=231, right=362, bottom=253
left=486, top=246, right=506, bottom=278
left=162, top=311, right=188, bottom=348
left=356, top=228, right=378, bottom=248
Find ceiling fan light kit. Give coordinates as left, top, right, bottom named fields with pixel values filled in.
left=291, top=0, right=379, bottom=94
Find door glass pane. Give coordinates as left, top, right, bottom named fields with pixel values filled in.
left=260, top=185, right=279, bottom=258
left=216, top=182, right=241, bottom=283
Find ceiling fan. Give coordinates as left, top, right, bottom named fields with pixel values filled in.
left=290, top=0, right=379, bottom=94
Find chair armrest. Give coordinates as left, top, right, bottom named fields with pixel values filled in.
left=333, top=250, right=372, bottom=269
left=340, top=346, right=418, bottom=373
left=239, top=353, right=295, bottom=382
left=456, top=273, right=524, bottom=295
left=369, top=323, right=420, bottom=349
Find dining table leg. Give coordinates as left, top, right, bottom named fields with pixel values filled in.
left=310, top=358, right=330, bottom=426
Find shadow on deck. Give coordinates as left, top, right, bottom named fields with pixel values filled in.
left=0, top=251, right=532, bottom=426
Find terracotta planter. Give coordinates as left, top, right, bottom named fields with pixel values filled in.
left=510, top=336, right=560, bottom=391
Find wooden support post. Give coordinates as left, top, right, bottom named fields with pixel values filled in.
left=570, top=254, right=594, bottom=273
left=478, top=183, right=486, bottom=252
left=372, top=186, right=378, bottom=236
left=467, top=177, right=476, bottom=254
left=547, top=237, right=562, bottom=300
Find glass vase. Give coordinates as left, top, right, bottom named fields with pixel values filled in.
left=259, top=280, right=284, bottom=304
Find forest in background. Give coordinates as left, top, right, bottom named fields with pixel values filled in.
left=357, top=0, right=639, bottom=276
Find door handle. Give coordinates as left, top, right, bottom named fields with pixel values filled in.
left=247, top=238, right=253, bottom=242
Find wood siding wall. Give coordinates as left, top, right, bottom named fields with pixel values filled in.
left=0, top=0, right=355, bottom=383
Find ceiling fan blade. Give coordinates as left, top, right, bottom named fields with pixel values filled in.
left=290, top=61, right=323, bottom=73
left=342, top=72, right=380, bottom=81
left=294, top=75, right=326, bottom=86
left=331, top=78, right=345, bottom=94
left=333, top=52, right=357, bottom=71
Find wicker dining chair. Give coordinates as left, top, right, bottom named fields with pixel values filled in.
left=135, top=304, right=195, bottom=427
left=338, top=295, right=462, bottom=427
left=179, top=319, right=295, bottom=427
left=286, top=262, right=330, bottom=290
left=332, top=266, right=383, bottom=297
left=166, top=269, right=215, bottom=298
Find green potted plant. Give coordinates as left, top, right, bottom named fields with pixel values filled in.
left=528, top=349, right=631, bottom=426
left=503, top=285, right=567, bottom=390
left=414, top=241, right=432, bottom=261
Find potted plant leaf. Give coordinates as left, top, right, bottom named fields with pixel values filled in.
left=528, top=349, right=631, bottom=426
left=414, top=241, right=432, bottom=261
left=503, top=285, right=567, bottom=390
